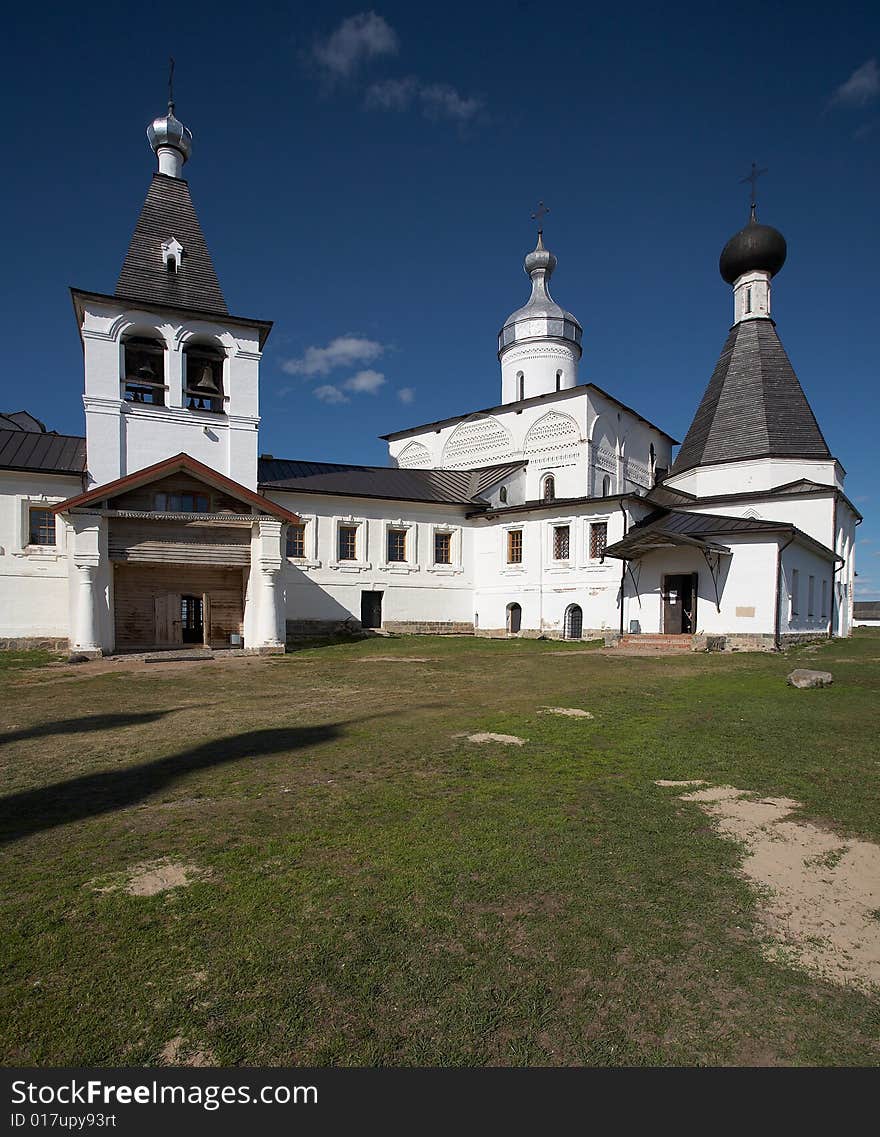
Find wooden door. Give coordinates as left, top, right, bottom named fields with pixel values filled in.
left=663, top=575, right=684, bottom=634
left=154, top=594, right=182, bottom=645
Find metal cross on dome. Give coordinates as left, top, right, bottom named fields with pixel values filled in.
left=168, top=56, right=176, bottom=113
left=531, top=201, right=550, bottom=229
left=739, top=161, right=768, bottom=212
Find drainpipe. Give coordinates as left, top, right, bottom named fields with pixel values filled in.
left=829, top=496, right=838, bottom=640
left=618, top=500, right=628, bottom=635
left=774, top=531, right=795, bottom=651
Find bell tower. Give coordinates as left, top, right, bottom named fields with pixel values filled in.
left=72, top=91, right=271, bottom=491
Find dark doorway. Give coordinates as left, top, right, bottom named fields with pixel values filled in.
left=506, top=602, right=522, bottom=634
left=361, top=591, right=383, bottom=630
left=180, top=595, right=204, bottom=643
left=662, top=574, right=697, bottom=634
left=564, top=604, right=583, bottom=640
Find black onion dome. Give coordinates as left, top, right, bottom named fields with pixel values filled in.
left=719, top=208, right=787, bottom=284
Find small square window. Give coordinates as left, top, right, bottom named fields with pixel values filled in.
left=590, top=521, right=608, bottom=559
left=387, top=528, right=407, bottom=563
left=338, top=525, right=358, bottom=561
left=434, top=531, right=452, bottom=564
left=553, top=525, right=570, bottom=560
left=287, top=523, right=306, bottom=558
left=29, top=507, right=55, bottom=546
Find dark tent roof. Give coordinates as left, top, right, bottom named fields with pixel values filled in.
left=115, top=175, right=228, bottom=316
left=258, top=458, right=525, bottom=504
left=672, top=318, right=831, bottom=476
left=0, top=428, right=86, bottom=474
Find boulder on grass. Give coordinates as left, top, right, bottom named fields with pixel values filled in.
left=787, top=669, right=833, bottom=689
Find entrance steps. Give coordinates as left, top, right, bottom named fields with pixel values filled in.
left=613, top=634, right=694, bottom=654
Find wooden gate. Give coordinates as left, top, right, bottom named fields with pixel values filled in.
left=115, top=565, right=244, bottom=651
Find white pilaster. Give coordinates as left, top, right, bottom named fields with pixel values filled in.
left=70, top=513, right=103, bottom=655
left=252, top=519, right=284, bottom=650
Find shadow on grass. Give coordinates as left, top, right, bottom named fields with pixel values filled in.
left=0, top=710, right=184, bottom=747
left=0, top=708, right=429, bottom=846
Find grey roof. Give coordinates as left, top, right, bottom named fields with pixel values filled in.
left=115, top=175, right=228, bottom=316
left=854, top=602, right=880, bottom=619
left=604, top=508, right=838, bottom=562
left=0, top=428, right=86, bottom=475
left=0, top=411, right=47, bottom=432
left=259, top=458, right=526, bottom=504
left=672, top=318, right=831, bottom=475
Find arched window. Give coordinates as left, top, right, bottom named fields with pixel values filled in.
left=555, top=369, right=563, bottom=392
left=184, top=341, right=225, bottom=413
left=506, top=602, right=522, bottom=634
left=564, top=604, right=583, bottom=640
left=516, top=372, right=524, bottom=401
left=499, top=486, right=508, bottom=503
left=602, top=475, right=612, bottom=497
left=122, top=335, right=165, bottom=405
left=542, top=474, right=556, bottom=502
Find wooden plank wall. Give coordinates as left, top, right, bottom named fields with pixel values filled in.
left=114, top=564, right=245, bottom=650
left=108, top=473, right=246, bottom=514
left=108, top=519, right=251, bottom=565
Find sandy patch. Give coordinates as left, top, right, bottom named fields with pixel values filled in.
left=159, top=1035, right=215, bottom=1066
left=662, top=782, right=880, bottom=992
left=355, top=656, right=436, bottom=663
left=91, top=858, right=213, bottom=897
left=654, top=779, right=707, bottom=787
left=540, top=707, right=594, bottom=718
left=456, top=732, right=527, bottom=746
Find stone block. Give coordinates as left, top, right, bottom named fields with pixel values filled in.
left=787, top=669, right=833, bottom=689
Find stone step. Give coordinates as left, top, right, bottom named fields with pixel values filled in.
left=142, top=648, right=216, bottom=663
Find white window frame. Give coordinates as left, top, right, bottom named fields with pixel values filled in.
left=427, top=524, right=463, bottom=575
left=586, top=516, right=611, bottom=565
left=329, top=516, right=371, bottom=572
left=285, top=513, right=320, bottom=569
left=547, top=516, right=575, bottom=572
left=380, top=519, right=419, bottom=574
left=15, top=494, right=66, bottom=558
left=501, top=523, right=526, bottom=574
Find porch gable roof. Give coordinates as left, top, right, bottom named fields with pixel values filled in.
left=52, top=453, right=300, bottom=524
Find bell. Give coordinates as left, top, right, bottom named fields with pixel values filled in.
left=136, top=361, right=156, bottom=381
left=193, top=364, right=219, bottom=393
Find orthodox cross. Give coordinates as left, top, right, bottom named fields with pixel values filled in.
left=739, top=161, right=767, bottom=212
left=168, top=56, right=176, bottom=113
left=531, top=201, right=550, bottom=230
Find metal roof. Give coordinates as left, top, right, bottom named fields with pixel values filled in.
left=854, top=602, right=880, bottom=620
left=115, top=175, right=228, bottom=317
left=0, top=428, right=86, bottom=475
left=604, top=508, right=839, bottom=562
left=258, top=458, right=526, bottom=504
left=672, top=317, right=831, bottom=475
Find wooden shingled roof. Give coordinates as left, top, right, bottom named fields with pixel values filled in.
left=672, top=318, right=831, bottom=475
left=115, top=174, right=228, bottom=317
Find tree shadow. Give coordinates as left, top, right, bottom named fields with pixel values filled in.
left=0, top=708, right=428, bottom=847
left=0, top=710, right=184, bottom=747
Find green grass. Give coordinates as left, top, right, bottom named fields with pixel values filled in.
left=1, top=632, right=879, bottom=1066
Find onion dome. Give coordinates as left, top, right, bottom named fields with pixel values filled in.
left=498, top=232, right=582, bottom=357
left=147, top=103, right=193, bottom=165
left=719, top=205, right=787, bottom=284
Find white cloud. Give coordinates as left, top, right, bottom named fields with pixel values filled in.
left=830, top=59, right=880, bottom=108
left=314, top=384, right=349, bottom=404
left=313, top=12, right=398, bottom=79
left=365, top=77, right=483, bottom=122
left=397, top=386, right=415, bottom=404
left=364, top=76, right=418, bottom=111
left=344, top=369, right=386, bottom=394
left=282, top=336, right=385, bottom=377
left=419, top=83, right=483, bottom=122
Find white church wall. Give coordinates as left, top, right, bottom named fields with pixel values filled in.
left=0, top=472, right=82, bottom=643
left=499, top=339, right=580, bottom=403
left=262, top=492, right=476, bottom=634
left=665, top=455, right=845, bottom=497
left=471, top=502, right=628, bottom=637
left=779, top=542, right=835, bottom=637
left=681, top=494, right=835, bottom=548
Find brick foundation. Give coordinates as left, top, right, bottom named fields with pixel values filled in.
left=0, top=637, right=69, bottom=653
left=383, top=621, right=474, bottom=635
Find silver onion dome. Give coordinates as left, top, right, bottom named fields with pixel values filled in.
left=498, top=231, right=582, bottom=357
left=147, top=103, right=193, bottom=163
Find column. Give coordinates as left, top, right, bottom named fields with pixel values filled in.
left=73, top=563, right=101, bottom=653
left=258, top=567, right=283, bottom=648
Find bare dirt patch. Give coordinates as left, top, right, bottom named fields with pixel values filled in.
left=354, top=656, right=436, bottom=663
left=456, top=732, right=527, bottom=746
left=90, top=858, right=213, bottom=897
left=540, top=707, right=595, bottom=718
left=159, top=1035, right=216, bottom=1066
left=661, top=782, right=880, bottom=993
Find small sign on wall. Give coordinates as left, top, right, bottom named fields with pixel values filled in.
left=736, top=606, right=756, bottom=618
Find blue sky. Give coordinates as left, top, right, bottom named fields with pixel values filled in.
left=3, top=2, right=878, bottom=594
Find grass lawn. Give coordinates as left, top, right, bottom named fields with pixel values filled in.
left=1, top=632, right=879, bottom=1067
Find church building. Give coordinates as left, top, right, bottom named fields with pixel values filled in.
left=0, top=99, right=860, bottom=655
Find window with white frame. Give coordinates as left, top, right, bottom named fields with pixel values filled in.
left=434, top=530, right=452, bottom=564
left=29, top=507, right=56, bottom=547
left=287, top=523, right=306, bottom=558
left=507, top=528, right=523, bottom=564
left=338, top=525, right=358, bottom=561
left=553, top=524, right=570, bottom=561
left=387, top=527, right=407, bottom=562
left=589, top=520, right=608, bottom=560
